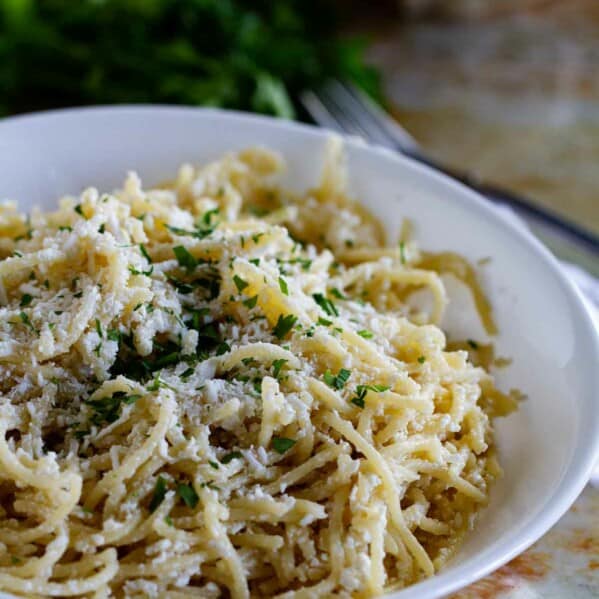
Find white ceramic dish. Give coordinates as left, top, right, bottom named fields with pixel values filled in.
left=0, top=107, right=597, bottom=599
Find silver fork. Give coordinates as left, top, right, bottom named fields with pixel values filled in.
left=300, top=80, right=599, bottom=274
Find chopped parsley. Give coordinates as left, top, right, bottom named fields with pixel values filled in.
left=176, top=483, right=199, bottom=508
left=417, top=356, right=426, bottom=364
left=399, top=241, right=406, bottom=265
left=329, top=288, right=347, bottom=300
left=20, top=293, right=33, bottom=307
left=18, top=311, right=35, bottom=332
left=164, top=515, right=174, bottom=527
left=243, top=295, right=258, bottom=309
left=149, top=476, right=168, bottom=512
left=272, top=437, right=296, bottom=454
left=350, top=384, right=390, bottom=408
left=323, top=368, right=351, bottom=390
left=273, top=314, right=297, bottom=339
left=128, top=264, right=153, bottom=277
left=467, top=339, right=479, bottom=349
left=173, top=245, right=197, bottom=270
left=317, top=317, right=332, bottom=326
left=58, top=225, right=72, bottom=232
left=357, top=329, right=373, bottom=339
left=166, top=209, right=219, bottom=239
left=74, top=203, right=84, bottom=217
left=98, top=223, right=105, bottom=234
left=86, top=391, right=141, bottom=426
left=249, top=258, right=260, bottom=266
left=180, top=367, right=195, bottom=379
left=139, top=244, right=152, bottom=263
left=272, top=358, right=288, bottom=378
left=278, top=277, right=289, bottom=295
left=312, top=293, right=338, bottom=317
left=233, top=274, right=249, bottom=293
left=95, top=318, right=102, bottom=337
left=209, top=460, right=219, bottom=470
left=221, top=451, right=243, bottom=464
left=106, top=328, right=121, bottom=342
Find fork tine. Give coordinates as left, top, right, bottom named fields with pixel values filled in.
left=341, top=82, right=420, bottom=152
left=299, top=89, right=372, bottom=140
left=299, top=90, right=348, bottom=135
left=321, top=80, right=397, bottom=149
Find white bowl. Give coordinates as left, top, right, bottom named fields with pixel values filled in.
left=0, top=107, right=597, bottom=599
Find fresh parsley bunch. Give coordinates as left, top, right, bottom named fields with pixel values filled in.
left=0, top=0, right=380, bottom=117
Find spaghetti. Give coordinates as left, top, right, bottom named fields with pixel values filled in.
left=0, top=141, right=515, bottom=597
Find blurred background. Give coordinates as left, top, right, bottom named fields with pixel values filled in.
left=1, top=0, right=597, bottom=242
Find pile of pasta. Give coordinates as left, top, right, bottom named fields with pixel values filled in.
left=0, top=142, right=515, bottom=598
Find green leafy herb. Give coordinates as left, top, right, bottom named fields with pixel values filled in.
left=140, top=244, right=152, bottom=263
left=329, top=288, right=347, bottom=300
left=129, top=264, right=153, bottom=277
left=249, top=258, right=260, bottom=266
left=233, top=274, right=249, bottom=293
left=317, top=317, right=332, bottom=326
left=208, top=460, right=219, bottom=470
left=278, top=277, right=289, bottom=295
left=351, top=396, right=365, bottom=409
left=350, top=384, right=390, bottom=408
left=95, top=318, right=102, bottom=337
left=173, top=245, right=197, bottom=270
left=107, top=328, right=121, bottom=342
left=243, top=295, right=258, bottom=309
left=272, top=437, right=296, bottom=454
left=58, top=225, right=72, bottom=232
left=399, top=241, right=406, bottom=265
left=357, top=329, right=373, bottom=339
left=273, top=314, right=297, bottom=339
left=86, top=391, right=141, bottom=426
left=19, top=311, right=35, bottom=332
left=180, top=367, right=195, bottom=379
left=272, top=358, right=288, bottom=378
left=20, top=293, right=33, bottom=307
left=164, top=515, right=174, bottom=526
left=98, top=223, right=105, bottom=234
left=312, top=293, right=338, bottom=317
left=467, top=339, right=479, bottom=349
left=74, top=204, right=84, bottom=217
left=323, top=368, right=351, bottom=390
left=417, top=356, right=426, bottom=364
left=149, top=476, right=167, bottom=512
left=176, top=483, right=199, bottom=509
left=221, top=451, right=243, bottom=464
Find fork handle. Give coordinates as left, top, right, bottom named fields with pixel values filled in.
left=402, top=149, right=599, bottom=255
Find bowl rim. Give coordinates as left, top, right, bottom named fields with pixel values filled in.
left=0, top=105, right=598, bottom=599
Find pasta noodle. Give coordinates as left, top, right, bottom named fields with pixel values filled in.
left=0, top=141, right=515, bottom=597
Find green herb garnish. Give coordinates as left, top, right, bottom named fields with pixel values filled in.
left=176, top=483, right=199, bottom=509
left=278, top=277, right=289, bottom=295
left=272, top=358, right=288, bottom=378
left=140, top=244, right=152, bottom=263
left=243, top=295, right=258, bottom=309
left=20, top=293, right=33, bottom=307
left=233, top=274, right=249, bottom=293
left=221, top=451, right=243, bottom=464
left=273, top=314, right=297, bottom=339
left=149, top=476, right=168, bottom=512
left=173, top=245, right=197, bottom=270
left=272, top=437, right=296, bottom=454
left=357, top=329, right=373, bottom=339
left=313, top=293, right=338, bottom=317
left=323, top=368, right=351, bottom=390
